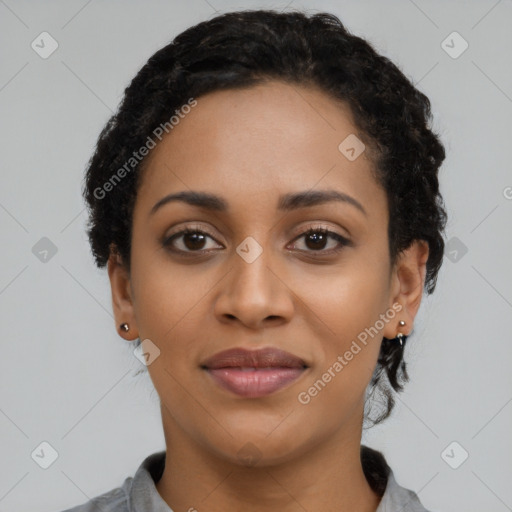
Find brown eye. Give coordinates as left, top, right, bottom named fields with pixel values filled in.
left=163, top=228, right=222, bottom=254
left=181, top=231, right=207, bottom=250
left=290, top=228, right=351, bottom=254
left=304, top=231, right=329, bottom=250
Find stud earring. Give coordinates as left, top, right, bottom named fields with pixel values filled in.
left=120, top=323, right=130, bottom=332
left=396, top=320, right=406, bottom=347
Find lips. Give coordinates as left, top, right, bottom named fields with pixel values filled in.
left=201, top=347, right=307, bottom=370
left=201, top=347, right=309, bottom=398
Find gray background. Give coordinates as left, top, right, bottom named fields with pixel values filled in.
left=1, top=0, right=511, bottom=511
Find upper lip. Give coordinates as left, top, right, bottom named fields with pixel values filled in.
left=201, top=347, right=308, bottom=369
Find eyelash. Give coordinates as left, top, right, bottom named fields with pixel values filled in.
left=162, top=225, right=351, bottom=257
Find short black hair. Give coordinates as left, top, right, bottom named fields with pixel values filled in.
left=82, top=9, right=448, bottom=426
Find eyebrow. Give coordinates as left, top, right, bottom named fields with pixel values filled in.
left=149, top=189, right=367, bottom=217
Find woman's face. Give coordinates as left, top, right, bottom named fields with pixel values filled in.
left=109, top=80, right=427, bottom=466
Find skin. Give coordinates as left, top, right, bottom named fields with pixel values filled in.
left=108, top=80, right=429, bottom=512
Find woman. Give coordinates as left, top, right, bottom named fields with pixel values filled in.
left=63, top=8, right=446, bottom=512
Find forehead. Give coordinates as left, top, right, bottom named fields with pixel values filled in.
left=135, top=80, right=385, bottom=219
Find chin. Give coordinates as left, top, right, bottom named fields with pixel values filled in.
left=204, top=422, right=317, bottom=469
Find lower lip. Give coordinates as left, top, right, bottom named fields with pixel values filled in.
left=205, top=367, right=306, bottom=397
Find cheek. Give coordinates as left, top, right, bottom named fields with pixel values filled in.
left=290, top=251, right=391, bottom=340
left=293, top=275, right=385, bottom=431
left=130, top=254, right=221, bottom=394
left=130, top=241, right=204, bottom=338
left=289, top=254, right=389, bottom=397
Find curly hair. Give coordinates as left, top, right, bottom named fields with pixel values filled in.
left=82, top=9, right=447, bottom=426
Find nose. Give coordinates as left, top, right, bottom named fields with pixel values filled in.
left=213, top=244, right=295, bottom=331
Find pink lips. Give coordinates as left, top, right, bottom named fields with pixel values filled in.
left=201, top=347, right=308, bottom=398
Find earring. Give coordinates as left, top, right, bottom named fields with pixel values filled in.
left=120, top=323, right=130, bottom=332
left=396, top=320, right=406, bottom=347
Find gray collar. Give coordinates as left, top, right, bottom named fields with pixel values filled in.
left=125, top=447, right=431, bottom=512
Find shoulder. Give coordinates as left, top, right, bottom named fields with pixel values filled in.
left=55, top=451, right=167, bottom=512
left=361, top=444, right=436, bottom=512
left=380, top=470, right=436, bottom=512
left=57, top=483, right=130, bottom=511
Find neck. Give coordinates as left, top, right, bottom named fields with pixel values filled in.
left=155, top=408, right=382, bottom=512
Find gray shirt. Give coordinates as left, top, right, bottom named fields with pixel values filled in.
left=59, top=445, right=433, bottom=511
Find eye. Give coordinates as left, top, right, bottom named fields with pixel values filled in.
left=162, top=227, right=223, bottom=254
left=162, top=225, right=351, bottom=257
left=289, top=227, right=351, bottom=254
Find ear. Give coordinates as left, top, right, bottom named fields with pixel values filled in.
left=107, top=248, right=139, bottom=341
left=383, top=239, right=429, bottom=340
